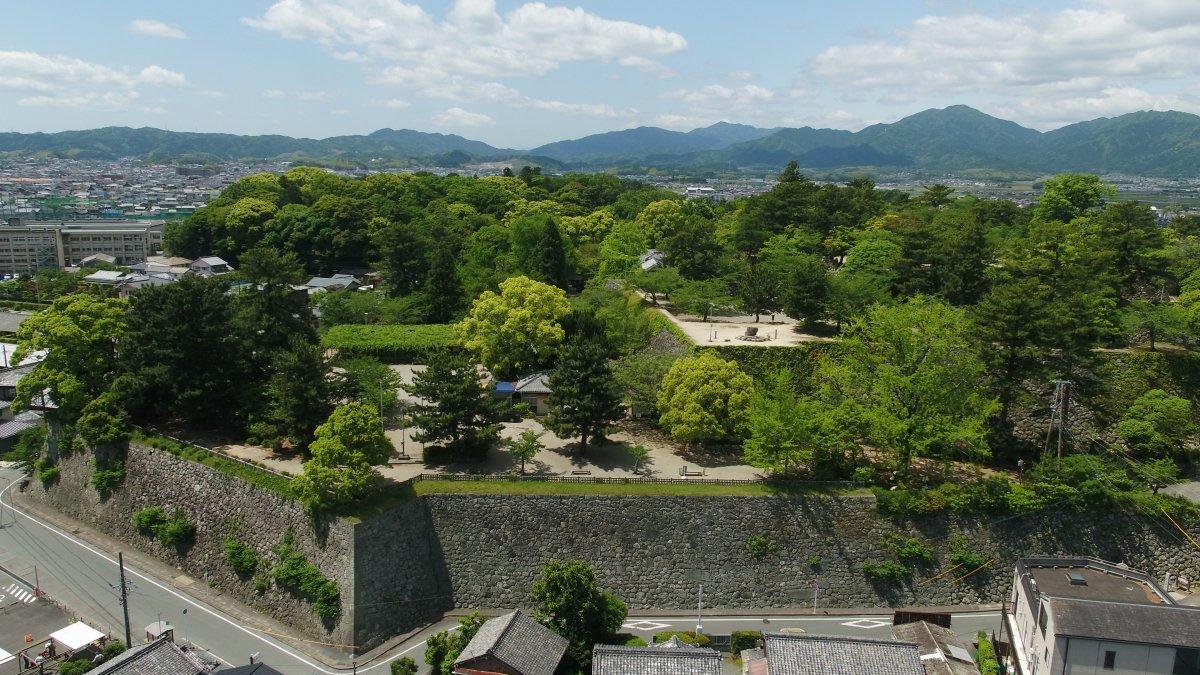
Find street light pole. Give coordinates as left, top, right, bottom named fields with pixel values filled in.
left=696, top=585, right=704, bottom=635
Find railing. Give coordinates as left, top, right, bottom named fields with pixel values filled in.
left=148, top=432, right=291, bottom=478
left=412, top=473, right=862, bottom=489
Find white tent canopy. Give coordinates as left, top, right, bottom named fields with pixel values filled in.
left=0, top=646, right=14, bottom=666
left=50, top=622, right=105, bottom=651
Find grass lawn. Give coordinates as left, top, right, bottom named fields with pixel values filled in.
left=411, top=478, right=869, bottom=498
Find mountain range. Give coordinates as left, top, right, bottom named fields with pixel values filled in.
left=4, top=106, right=1200, bottom=177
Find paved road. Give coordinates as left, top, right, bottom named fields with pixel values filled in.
left=0, top=466, right=1001, bottom=674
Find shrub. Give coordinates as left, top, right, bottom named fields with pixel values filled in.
left=155, top=509, right=196, bottom=548
left=132, top=506, right=168, bottom=535
left=892, top=537, right=934, bottom=567
left=653, top=631, right=711, bottom=648
left=35, top=458, right=59, bottom=486
left=948, top=535, right=988, bottom=571
left=807, top=554, right=823, bottom=570
left=862, top=561, right=909, bottom=585
left=731, top=630, right=763, bottom=653
left=59, top=658, right=93, bottom=675
left=745, top=534, right=778, bottom=557
left=389, top=657, right=418, bottom=675
left=976, top=631, right=998, bottom=674
left=223, top=538, right=260, bottom=578
left=91, top=462, right=125, bottom=494
left=321, top=324, right=459, bottom=363
left=101, top=642, right=127, bottom=659
left=273, top=533, right=341, bottom=623
left=618, top=634, right=648, bottom=647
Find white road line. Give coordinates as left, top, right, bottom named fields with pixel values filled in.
left=627, top=613, right=1000, bottom=623
left=0, top=476, right=387, bottom=674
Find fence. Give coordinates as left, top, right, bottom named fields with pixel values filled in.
left=411, top=472, right=861, bottom=489
left=149, top=432, right=291, bottom=479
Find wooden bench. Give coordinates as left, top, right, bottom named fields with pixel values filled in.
left=679, top=465, right=706, bottom=477
left=570, top=469, right=592, bottom=476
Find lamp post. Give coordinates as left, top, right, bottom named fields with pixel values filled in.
left=696, top=585, right=704, bottom=635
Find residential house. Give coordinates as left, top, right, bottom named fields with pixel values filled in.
left=302, top=274, right=361, bottom=294
left=216, top=663, right=285, bottom=675
left=90, top=636, right=213, bottom=675
left=592, top=636, right=722, bottom=675
left=190, top=256, right=233, bottom=276
left=1005, top=556, right=1200, bottom=675
left=0, top=410, right=43, bottom=452
left=891, top=621, right=981, bottom=675
left=742, top=633, right=926, bottom=675
left=512, top=373, right=552, bottom=415
left=639, top=249, right=666, bottom=272
left=451, top=609, right=567, bottom=675
left=79, top=253, right=117, bottom=267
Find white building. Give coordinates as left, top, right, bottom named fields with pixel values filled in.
left=1005, top=557, right=1200, bottom=675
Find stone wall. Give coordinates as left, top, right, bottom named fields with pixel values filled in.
left=22, top=442, right=358, bottom=646
left=413, top=494, right=1200, bottom=611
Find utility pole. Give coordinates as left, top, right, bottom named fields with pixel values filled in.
left=1043, top=380, right=1071, bottom=458
left=812, top=580, right=820, bottom=615
left=695, top=585, right=704, bottom=636
left=118, top=552, right=132, bottom=648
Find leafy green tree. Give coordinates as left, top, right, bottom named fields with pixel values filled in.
left=389, top=657, right=418, bottom=675
left=1090, top=202, right=1167, bottom=304
left=917, top=184, right=955, bottom=208
left=262, top=338, right=332, bottom=451
left=672, top=278, right=731, bottom=321
left=777, top=160, right=802, bottom=183
left=734, top=256, right=784, bottom=322
left=1034, top=173, right=1114, bottom=222
left=459, top=275, right=571, bottom=378
left=1116, top=389, right=1195, bottom=457
left=530, top=559, right=627, bottom=671
left=743, top=371, right=834, bottom=476
left=827, top=271, right=891, bottom=328
left=292, top=403, right=391, bottom=509
left=657, top=353, right=754, bottom=444
left=632, top=266, right=681, bottom=307
left=972, top=276, right=1055, bottom=422
left=339, top=356, right=402, bottom=415
left=505, top=429, right=543, bottom=474
left=660, top=217, right=723, bottom=279
left=1121, top=297, right=1183, bottom=351
left=371, top=218, right=429, bottom=297
left=635, top=199, right=685, bottom=246
left=547, top=331, right=624, bottom=453
left=75, top=392, right=130, bottom=452
left=404, top=350, right=502, bottom=459
left=596, top=219, right=649, bottom=279
left=424, top=614, right=486, bottom=675
left=13, top=294, right=128, bottom=419
left=613, top=352, right=678, bottom=416
left=814, top=297, right=998, bottom=478
left=784, top=254, right=829, bottom=328
left=936, top=217, right=991, bottom=305
left=522, top=215, right=569, bottom=287
left=629, top=443, right=649, bottom=474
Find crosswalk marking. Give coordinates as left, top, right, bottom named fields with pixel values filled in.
left=4, top=583, right=35, bottom=604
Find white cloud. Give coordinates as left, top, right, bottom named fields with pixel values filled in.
left=129, top=19, right=187, bottom=40
left=296, top=90, right=328, bottom=101
left=665, top=84, right=775, bottom=111
left=138, top=65, right=187, bottom=87
left=263, top=88, right=286, bottom=98
left=433, top=107, right=494, bottom=128
left=18, top=91, right=139, bottom=109
left=531, top=99, right=619, bottom=117
left=807, top=0, right=1200, bottom=127
left=644, top=113, right=716, bottom=130
left=246, top=0, right=686, bottom=104
left=384, top=98, right=410, bottom=109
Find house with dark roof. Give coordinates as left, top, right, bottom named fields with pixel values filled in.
left=512, top=373, right=552, bottom=414
left=216, top=663, right=284, bottom=675
left=89, top=636, right=212, bottom=675
left=591, top=636, right=722, bottom=675
left=1005, top=556, right=1200, bottom=675
left=891, top=621, right=981, bottom=675
left=745, top=633, right=925, bottom=675
left=451, top=609, right=567, bottom=675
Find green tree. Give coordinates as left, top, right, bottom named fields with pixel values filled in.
left=505, top=429, right=543, bottom=474
left=596, top=219, right=649, bottom=279
left=672, top=278, right=731, bottom=321
left=783, top=254, right=829, bottom=328
left=522, top=215, right=569, bottom=287
left=827, top=271, right=891, bottom=328
left=660, top=217, right=723, bottom=279
left=734, top=256, right=784, bottom=322
left=814, top=297, right=998, bottom=478
left=1090, top=202, right=1167, bottom=304
left=972, top=276, right=1055, bottom=422
left=371, top=218, right=429, bottom=297
left=743, top=371, right=834, bottom=476
left=1121, top=297, right=1183, bottom=351
left=339, top=356, right=402, bottom=416
left=657, top=353, right=754, bottom=444
left=423, top=237, right=463, bottom=323
left=459, top=275, right=571, bottom=378
left=632, top=266, right=681, bottom=307
left=291, top=403, right=391, bottom=510
left=262, top=338, right=332, bottom=451
left=1034, top=173, right=1114, bottom=222
left=404, top=350, right=502, bottom=460
left=1116, top=389, right=1195, bottom=457
left=1132, top=457, right=1180, bottom=494
left=917, top=184, right=955, bottom=208
left=13, top=294, right=128, bottom=419
left=613, top=352, right=678, bottom=417
left=635, top=199, right=685, bottom=246
left=424, top=614, right=486, bottom=675
left=530, top=559, right=627, bottom=671
left=388, top=657, right=418, bottom=675
left=546, top=331, right=624, bottom=453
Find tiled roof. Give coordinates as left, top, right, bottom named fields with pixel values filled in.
left=453, top=610, right=567, bottom=675
left=216, top=663, right=283, bottom=675
left=0, top=410, right=42, bottom=439
left=762, top=633, right=925, bottom=675
left=591, top=641, right=722, bottom=675
left=91, top=638, right=209, bottom=675
left=514, top=373, right=551, bottom=395
left=891, top=622, right=980, bottom=675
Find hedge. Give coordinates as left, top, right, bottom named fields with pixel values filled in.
left=731, top=630, right=763, bottom=653
left=976, top=631, right=999, bottom=674
left=321, top=323, right=460, bottom=363
left=0, top=299, right=47, bottom=312
left=653, top=631, right=711, bottom=648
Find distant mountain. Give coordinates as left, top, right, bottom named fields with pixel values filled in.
left=0, top=126, right=512, bottom=164
left=5, top=107, right=1200, bottom=175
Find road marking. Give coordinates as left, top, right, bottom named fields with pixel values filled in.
left=841, top=618, right=891, bottom=629
left=5, top=583, right=35, bottom=604
left=622, top=620, right=671, bottom=631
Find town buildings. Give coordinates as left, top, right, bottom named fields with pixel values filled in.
left=0, top=218, right=164, bottom=275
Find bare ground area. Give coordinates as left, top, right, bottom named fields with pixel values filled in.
left=654, top=305, right=835, bottom=347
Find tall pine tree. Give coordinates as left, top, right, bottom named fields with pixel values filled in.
left=423, top=237, right=463, bottom=323
left=546, top=327, right=623, bottom=454
left=404, top=350, right=501, bottom=460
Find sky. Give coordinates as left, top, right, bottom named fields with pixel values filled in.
left=2, top=0, right=1199, bottom=149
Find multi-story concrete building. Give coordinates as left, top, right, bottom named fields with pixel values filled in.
left=1005, top=556, right=1200, bottom=675
left=0, top=218, right=164, bottom=274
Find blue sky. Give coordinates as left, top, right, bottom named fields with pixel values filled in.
left=3, top=0, right=1197, bottom=148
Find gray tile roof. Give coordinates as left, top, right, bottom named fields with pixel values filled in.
left=514, top=373, right=552, bottom=395
left=453, top=610, right=567, bottom=675
left=0, top=311, right=33, bottom=334
left=0, top=410, right=42, bottom=439
left=1050, top=597, right=1200, bottom=649
left=762, top=633, right=925, bottom=675
left=891, top=622, right=980, bottom=675
left=91, top=638, right=209, bottom=675
left=591, top=641, right=722, bottom=675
